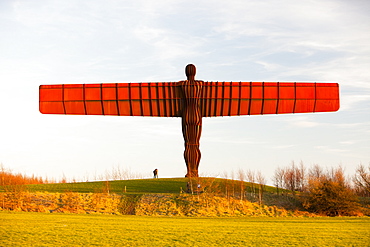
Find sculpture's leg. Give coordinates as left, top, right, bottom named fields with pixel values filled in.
left=182, top=120, right=202, bottom=177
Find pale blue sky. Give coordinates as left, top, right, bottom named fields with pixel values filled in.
left=0, top=0, right=369, bottom=183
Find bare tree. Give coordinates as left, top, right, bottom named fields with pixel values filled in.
left=353, top=164, right=370, bottom=197
left=272, top=167, right=285, bottom=195
left=222, top=171, right=229, bottom=198
left=231, top=170, right=236, bottom=198
left=237, top=168, right=246, bottom=201
left=246, top=169, right=256, bottom=198
left=308, top=164, right=324, bottom=180
left=296, top=161, right=306, bottom=192
left=256, top=171, right=266, bottom=205
left=281, top=161, right=306, bottom=195
left=283, top=162, right=297, bottom=195
left=60, top=173, right=67, bottom=184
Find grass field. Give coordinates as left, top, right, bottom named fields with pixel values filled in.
left=25, top=178, right=189, bottom=194
left=23, top=177, right=278, bottom=195
left=1, top=211, right=369, bottom=246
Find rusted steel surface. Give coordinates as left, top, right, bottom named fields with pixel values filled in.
left=39, top=82, right=339, bottom=117
left=200, top=82, right=339, bottom=116
left=180, top=64, right=203, bottom=177
left=39, top=83, right=183, bottom=116
left=39, top=64, right=340, bottom=177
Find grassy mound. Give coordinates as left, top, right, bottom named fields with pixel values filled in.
left=24, top=177, right=279, bottom=194
left=25, top=178, right=188, bottom=194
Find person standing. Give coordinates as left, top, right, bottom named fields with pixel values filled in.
left=153, top=169, right=158, bottom=179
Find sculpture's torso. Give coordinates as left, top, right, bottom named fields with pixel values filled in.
left=179, top=75, right=203, bottom=177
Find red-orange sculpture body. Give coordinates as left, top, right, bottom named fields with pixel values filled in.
left=181, top=65, right=203, bottom=177
left=39, top=64, right=340, bottom=177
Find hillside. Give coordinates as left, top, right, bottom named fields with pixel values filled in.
left=24, top=177, right=279, bottom=195
left=26, top=177, right=189, bottom=194
left=1, top=177, right=308, bottom=215
left=1, top=177, right=309, bottom=216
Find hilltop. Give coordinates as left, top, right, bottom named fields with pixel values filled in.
left=26, top=177, right=189, bottom=194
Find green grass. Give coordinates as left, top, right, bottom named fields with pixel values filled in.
left=1, top=211, right=369, bottom=246
left=23, top=177, right=278, bottom=195
left=25, top=178, right=189, bottom=194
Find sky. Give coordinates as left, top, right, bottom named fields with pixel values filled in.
left=0, top=0, right=369, bottom=184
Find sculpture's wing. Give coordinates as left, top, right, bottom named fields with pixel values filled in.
left=39, top=83, right=183, bottom=117
left=200, top=82, right=339, bottom=117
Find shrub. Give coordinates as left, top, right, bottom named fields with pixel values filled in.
left=119, top=195, right=142, bottom=215
left=302, top=177, right=361, bottom=216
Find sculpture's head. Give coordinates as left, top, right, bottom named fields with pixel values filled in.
left=185, top=64, right=196, bottom=80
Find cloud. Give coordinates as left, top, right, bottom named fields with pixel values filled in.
left=203, top=135, right=264, bottom=145
left=315, top=145, right=348, bottom=154
left=282, top=116, right=321, bottom=128
left=340, top=93, right=370, bottom=111
left=339, top=141, right=355, bottom=145
left=205, top=0, right=370, bottom=89
left=271, top=144, right=295, bottom=150
left=132, top=25, right=205, bottom=63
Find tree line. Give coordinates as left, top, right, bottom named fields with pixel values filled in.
left=0, top=164, right=45, bottom=187
left=272, top=162, right=370, bottom=216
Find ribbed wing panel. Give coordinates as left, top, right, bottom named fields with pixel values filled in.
left=39, top=83, right=183, bottom=117
left=200, top=82, right=339, bottom=117
left=40, top=82, right=339, bottom=117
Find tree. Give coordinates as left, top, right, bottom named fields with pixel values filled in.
left=256, top=171, right=266, bottom=205
left=308, top=164, right=324, bottom=180
left=0, top=163, right=44, bottom=186
left=283, top=162, right=299, bottom=195
left=246, top=169, right=256, bottom=198
left=237, top=168, right=246, bottom=201
left=272, top=162, right=307, bottom=196
left=302, top=167, right=360, bottom=216
left=272, top=167, right=285, bottom=195
left=353, top=164, right=370, bottom=197
left=296, top=161, right=306, bottom=192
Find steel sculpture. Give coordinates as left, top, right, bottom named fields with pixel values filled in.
left=39, top=64, right=340, bottom=177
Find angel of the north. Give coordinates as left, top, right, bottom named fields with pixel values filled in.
left=40, top=64, right=340, bottom=177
